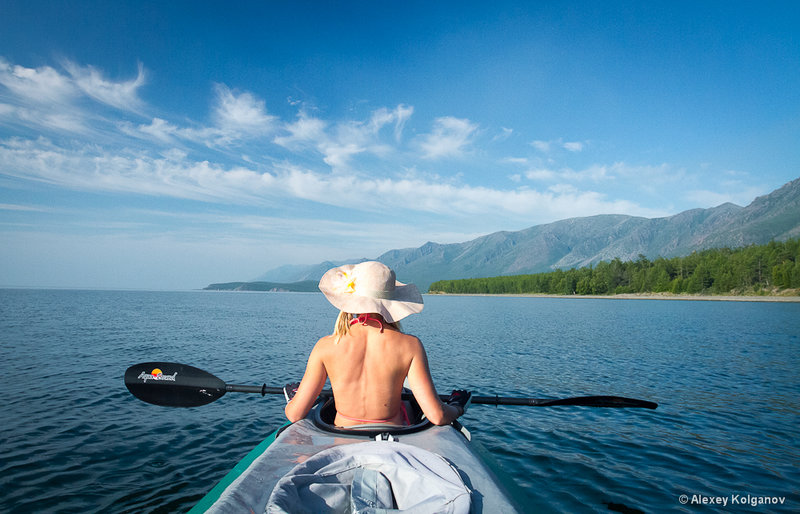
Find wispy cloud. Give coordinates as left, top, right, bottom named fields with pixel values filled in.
left=13, top=105, right=86, bottom=133
left=0, top=202, right=47, bottom=212
left=492, top=127, right=513, bottom=142
left=0, top=57, right=148, bottom=141
left=523, top=162, right=675, bottom=185
left=531, top=140, right=552, bottom=152
left=531, top=138, right=587, bottom=153
left=0, top=58, right=78, bottom=105
left=524, top=165, right=608, bottom=183
left=274, top=104, right=412, bottom=170
left=62, top=61, right=146, bottom=112
left=369, top=104, right=413, bottom=142
left=525, top=168, right=558, bottom=181
left=419, top=116, right=478, bottom=159
left=212, top=84, right=277, bottom=137
left=0, top=135, right=667, bottom=224
left=120, top=85, right=279, bottom=148
left=2, top=56, right=759, bottom=252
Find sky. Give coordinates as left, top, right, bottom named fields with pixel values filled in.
left=1, top=1, right=798, bottom=290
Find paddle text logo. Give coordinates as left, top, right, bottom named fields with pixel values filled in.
left=138, top=368, right=178, bottom=383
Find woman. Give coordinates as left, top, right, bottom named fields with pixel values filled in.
left=284, top=261, right=470, bottom=426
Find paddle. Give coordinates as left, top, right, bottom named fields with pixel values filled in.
left=125, top=362, right=658, bottom=409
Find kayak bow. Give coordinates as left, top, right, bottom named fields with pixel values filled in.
left=189, top=399, right=526, bottom=513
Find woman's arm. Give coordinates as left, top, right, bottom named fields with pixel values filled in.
left=284, top=340, right=328, bottom=422
left=406, top=338, right=462, bottom=425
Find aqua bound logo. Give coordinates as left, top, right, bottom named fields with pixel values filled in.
left=138, top=368, right=178, bottom=383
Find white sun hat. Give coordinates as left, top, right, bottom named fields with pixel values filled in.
left=318, top=261, right=424, bottom=323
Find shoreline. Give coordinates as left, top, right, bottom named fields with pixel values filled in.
left=425, top=292, right=800, bottom=302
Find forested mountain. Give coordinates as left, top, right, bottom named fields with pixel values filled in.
left=254, top=178, right=800, bottom=291
left=429, top=239, right=800, bottom=296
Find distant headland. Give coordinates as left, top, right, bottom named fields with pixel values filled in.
left=204, top=280, right=319, bottom=292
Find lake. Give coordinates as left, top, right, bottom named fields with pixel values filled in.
left=1, top=289, right=798, bottom=512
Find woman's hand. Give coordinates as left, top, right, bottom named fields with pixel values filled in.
left=447, top=390, right=472, bottom=417
left=283, top=382, right=300, bottom=403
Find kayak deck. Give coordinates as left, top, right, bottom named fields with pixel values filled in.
left=191, top=400, right=525, bottom=513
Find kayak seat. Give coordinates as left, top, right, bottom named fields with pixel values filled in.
left=313, top=393, right=433, bottom=437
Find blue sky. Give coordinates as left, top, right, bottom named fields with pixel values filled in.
left=1, top=1, right=798, bottom=290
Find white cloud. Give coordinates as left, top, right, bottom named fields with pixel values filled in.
left=531, top=140, right=551, bottom=152
left=0, top=136, right=666, bottom=223
left=121, top=117, right=218, bottom=146
left=212, top=84, right=277, bottom=136
left=0, top=58, right=150, bottom=140
left=492, top=127, right=513, bottom=142
left=0, top=203, right=47, bottom=212
left=524, top=165, right=599, bottom=182
left=0, top=137, right=267, bottom=203
left=531, top=138, right=586, bottom=153
left=63, top=61, right=146, bottom=112
left=274, top=113, right=362, bottom=169
left=368, top=104, right=413, bottom=141
left=274, top=113, right=327, bottom=147
left=121, top=85, right=280, bottom=148
left=523, top=162, right=676, bottom=185
left=0, top=58, right=78, bottom=104
left=135, top=117, right=180, bottom=143
left=419, top=116, right=478, bottom=159
left=321, top=142, right=365, bottom=169
left=15, top=106, right=86, bottom=133
left=274, top=105, right=412, bottom=170
left=525, top=168, right=558, bottom=181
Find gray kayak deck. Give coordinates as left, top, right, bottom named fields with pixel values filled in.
left=191, top=416, right=525, bottom=513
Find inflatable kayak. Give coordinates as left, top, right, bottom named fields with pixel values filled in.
left=189, top=398, right=526, bottom=513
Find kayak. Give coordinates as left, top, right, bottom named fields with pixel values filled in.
left=124, top=361, right=655, bottom=512
left=188, top=398, right=526, bottom=513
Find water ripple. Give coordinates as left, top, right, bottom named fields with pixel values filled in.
left=2, top=291, right=798, bottom=512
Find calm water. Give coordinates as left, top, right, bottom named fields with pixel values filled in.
left=1, top=290, right=798, bottom=513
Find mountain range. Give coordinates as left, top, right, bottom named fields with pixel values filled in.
left=251, top=177, right=800, bottom=292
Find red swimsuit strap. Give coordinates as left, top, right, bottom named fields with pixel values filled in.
left=349, top=314, right=384, bottom=332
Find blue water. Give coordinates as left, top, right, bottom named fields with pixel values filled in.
left=1, top=290, right=798, bottom=513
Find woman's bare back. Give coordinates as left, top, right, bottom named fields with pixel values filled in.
left=284, top=317, right=461, bottom=427
left=319, top=323, right=415, bottom=426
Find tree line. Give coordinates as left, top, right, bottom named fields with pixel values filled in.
left=428, top=239, right=800, bottom=296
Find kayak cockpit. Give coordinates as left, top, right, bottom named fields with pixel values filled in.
left=312, top=396, right=435, bottom=437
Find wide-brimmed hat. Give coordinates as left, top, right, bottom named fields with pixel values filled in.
left=318, top=261, right=423, bottom=323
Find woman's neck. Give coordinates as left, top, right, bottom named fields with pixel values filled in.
left=350, top=313, right=385, bottom=332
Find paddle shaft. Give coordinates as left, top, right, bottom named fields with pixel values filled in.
left=126, top=363, right=657, bottom=409
left=230, top=385, right=657, bottom=409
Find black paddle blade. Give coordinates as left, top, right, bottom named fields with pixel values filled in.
left=470, top=395, right=658, bottom=409
left=125, top=362, right=227, bottom=407
left=528, top=395, right=658, bottom=409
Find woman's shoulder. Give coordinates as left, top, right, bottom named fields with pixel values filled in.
left=311, top=334, right=338, bottom=354
left=386, top=330, right=423, bottom=350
